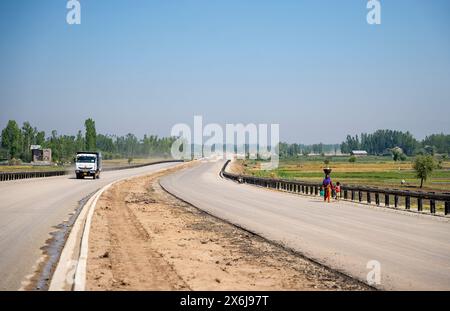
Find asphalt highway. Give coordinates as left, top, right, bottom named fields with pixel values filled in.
left=160, top=160, right=450, bottom=290
left=0, top=162, right=178, bottom=290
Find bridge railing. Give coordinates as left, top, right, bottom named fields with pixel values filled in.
left=221, top=160, right=450, bottom=216
left=0, top=170, right=68, bottom=181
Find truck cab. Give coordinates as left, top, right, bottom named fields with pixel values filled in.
left=75, top=152, right=102, bottom=179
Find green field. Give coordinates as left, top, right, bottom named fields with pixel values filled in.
left=239, top=156, right=450, bottom=192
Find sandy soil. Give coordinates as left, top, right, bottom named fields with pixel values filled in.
left=86, top=164, right=370, bottom=291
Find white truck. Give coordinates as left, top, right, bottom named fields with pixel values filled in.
left=75, top=152, right=102, bottom=179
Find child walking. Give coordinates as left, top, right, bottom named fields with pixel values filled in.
left=335, top=182, right=341, bottom=200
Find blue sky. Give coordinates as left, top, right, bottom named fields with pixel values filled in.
left=0, top=0, right=449, bottom=143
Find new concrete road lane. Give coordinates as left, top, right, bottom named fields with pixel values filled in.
left=0, top=162, right=179, bottom=290
left=160, top=160, right=450, bottom=290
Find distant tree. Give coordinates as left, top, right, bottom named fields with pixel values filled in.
left=75, top=130, right=85, bottom=151
left=84, top=118, right=97, bottom=151
left=422, top=134, right=450, bottom=154
left=35, top=130, right=46, bottom=146
left=48, top=130, right=60, bottom=162
left=341, top=130, right=419, bottom=156
left=1, top=120, right=22, bottom=159
left=422, top=145, right=436, bottom=156
left=349, top=155, right=356, bottom=163
left=21, top=121, right=36, bottom=162
left=96, top=134, right=115, bottom=153
left=413, top=155, right=436, bottom=188
left=391, top=147, right=406, bottom=162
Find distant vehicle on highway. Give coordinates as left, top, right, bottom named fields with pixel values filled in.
left=75, top=152, right=102, bottom=179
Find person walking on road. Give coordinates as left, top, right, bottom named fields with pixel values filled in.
left=322, top=175, right=333, bottom=203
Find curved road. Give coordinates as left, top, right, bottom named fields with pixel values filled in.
left=160, top=160, right=450, bottom=290
left=0, top=162, right=179, bottom=290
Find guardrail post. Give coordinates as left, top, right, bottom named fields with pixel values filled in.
left=367, top=192, right=371, bottom=204
left=417, top=198, right=423, bottom=212
left=385, top=194, right=390, bottom=207
left=445, top=202, right=450, bottom=215
left=351, top=190, right=355, bottom=201
left=375, top=193, right=380, bottom=206
left=430, top=200, right=436, bottom=214
left=344, top=189, right=348, bottom=200
left=405, top=196, right=410, bottom=210
left=314, top=186, right=318, bottom=196
left=394, top=195, right=399, bottom=208
left=306, top=186, right=309, bottom=195
left=358, top=191, right=362, bottom=202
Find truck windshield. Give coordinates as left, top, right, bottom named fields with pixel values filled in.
left=77, top=156, right=96, bottom=163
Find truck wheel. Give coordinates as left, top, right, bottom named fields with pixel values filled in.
left=93, top=174, right=96, bottom=180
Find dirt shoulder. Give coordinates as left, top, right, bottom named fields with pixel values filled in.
left=86, top=164, right=370, bottom=291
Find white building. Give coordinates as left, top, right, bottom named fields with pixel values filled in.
left=351, top=150, right=368, bottom=156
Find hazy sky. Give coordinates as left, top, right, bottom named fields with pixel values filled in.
left=0, top=0, right=449, bottom=144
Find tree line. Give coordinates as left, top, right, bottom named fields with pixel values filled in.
left=277, top=130, right=449, bottom=158
left=340, top=130, right=449, bottom=156
left=0, top=119, right=176, bottom=163
left=279, top=143, right=341, bottom=158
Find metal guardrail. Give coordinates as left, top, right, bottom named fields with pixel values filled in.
left=102, top=159, right=183, bottom=171
left=0, top=170, right=68, bottom=181
left=221, top=160, right=450, bottom=216
left=0, top=159, right=184, bottom=182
